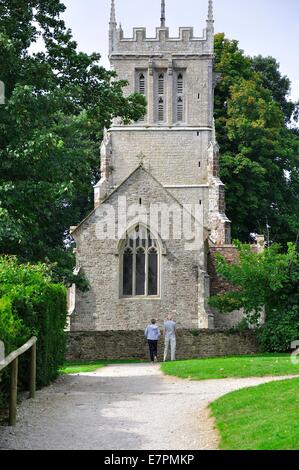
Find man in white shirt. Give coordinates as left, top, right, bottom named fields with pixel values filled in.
left=163, top=316, right=177, bottom=362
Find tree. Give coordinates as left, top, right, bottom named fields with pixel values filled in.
left=0, top=1, right=146, bottom=285
left=252, top=55, right=297, bottom=124
left=209, top=242, right=299, bottom=352
left=214, top=34, right=299, bottom=243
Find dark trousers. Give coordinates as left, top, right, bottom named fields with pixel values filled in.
left=148, top=340, right=158, bottom=362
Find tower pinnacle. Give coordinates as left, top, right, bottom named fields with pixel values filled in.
left=110, top=0, right=116, bottom=25
left=109, top=0, right=117, bottom=54
left=207, top=0, right=214, bottom=24
left=161, top=0, right=166, bottom=28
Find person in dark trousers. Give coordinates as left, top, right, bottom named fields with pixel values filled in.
left=144, top=319, right=161, bottom=363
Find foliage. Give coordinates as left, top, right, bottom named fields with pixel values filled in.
left=210, top=378, right=299, bottom=450
left=0, top=296, right=30, bottom=354
left=209, top=242, right=299, bottom=351
left=0, top=256, right=67, bottom=409
left=0, top=1, right=146, bottom=286
left=258, top=307, right=299, bottom=353
left=214, top=34, right=299, bottom=243
left=252, top=55, right=298, bottom=123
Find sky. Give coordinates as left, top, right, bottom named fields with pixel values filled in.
left=60, top=0, right=299, bottom=101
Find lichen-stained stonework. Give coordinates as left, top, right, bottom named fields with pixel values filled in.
left=66, top=330, right=261, bottom=361
left=70, top=1, right=239, bottom=332
left=72, top=167, right=209, bottom=331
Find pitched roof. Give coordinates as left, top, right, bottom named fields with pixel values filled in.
left=71, top=164, right=210, bottom=235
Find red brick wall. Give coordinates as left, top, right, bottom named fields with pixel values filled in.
left=208, top=246, right=240, bottom=296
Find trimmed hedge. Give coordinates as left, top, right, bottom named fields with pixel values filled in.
left=0, top=257, right=67, bottom=408
left=0, top=296, right=30, bottom=353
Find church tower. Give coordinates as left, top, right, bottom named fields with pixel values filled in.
left=95, top=0, right=230, bottom=246
left=70, top=1, right=232, bottom=332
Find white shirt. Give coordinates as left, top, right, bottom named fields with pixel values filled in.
left=164, top=320, right=176, bottom=338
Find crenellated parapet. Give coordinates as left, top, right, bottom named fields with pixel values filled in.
left=109, top=26, right=214, bottom=57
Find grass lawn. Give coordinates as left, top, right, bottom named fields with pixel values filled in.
left=160, top=354, right=299, bottom=380
left=60, top=359, right=146, bottom=374
left=210, top=378, right=299, bottom=450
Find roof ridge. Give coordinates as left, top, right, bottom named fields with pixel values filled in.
left=71, top=164, right=209, bottom=235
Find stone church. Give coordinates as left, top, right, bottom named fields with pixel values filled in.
left=69, top=0, right=244, bottom=332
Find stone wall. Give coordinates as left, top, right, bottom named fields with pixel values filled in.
left=208, top=245, right=239, bottom=296
left=110, top=27, right=213, bottom=57
left=110, top=129, right=211, bottom=189
left=66, top=330, right=260, bottom=361
left=208, top=245, right=244, bottom=328
left=71, top=167, right=209, bottom=332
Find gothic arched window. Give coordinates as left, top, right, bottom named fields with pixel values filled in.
left=157, top=73, right=165, bottom=123
left=176, top=73, right=184, bottom=122
left=177, top=97, right=183, bottom=122
left=136, top=72, right=147, bottom=122
left=158, top=97, right=164, bottom=122
left=177, top=73, right=183, bottom=94
left=158, top=73, right=165, bottom=95
left=121, top=225, right=159, bottom=297
left=139, top=73, right=146, bottom=95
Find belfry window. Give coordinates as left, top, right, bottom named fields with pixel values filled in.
left=121, top=225, right=159, bottom=298
left=139, top=73, right=146, bottom=95
left=137, top=72, right=147, bottom=122
left=176, top=73, right=184, bottom=122
left=177, top=97, right=183, bottom=122
left=158, top=73, right=165, bottom=95
left=177, top=73, right=183, bottom=95
left=158, top=97, right=164, bottom=122
left=157, top=73, right=165, bottom=123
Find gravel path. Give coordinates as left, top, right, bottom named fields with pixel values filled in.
left=0, top=364, right=296, bottom=450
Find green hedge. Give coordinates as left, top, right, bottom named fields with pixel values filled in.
left=0, top=296, right=30, bottom=353
left=0, top=257, right=67, bottom=407
left=258, top=307, right=299, bottom=353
